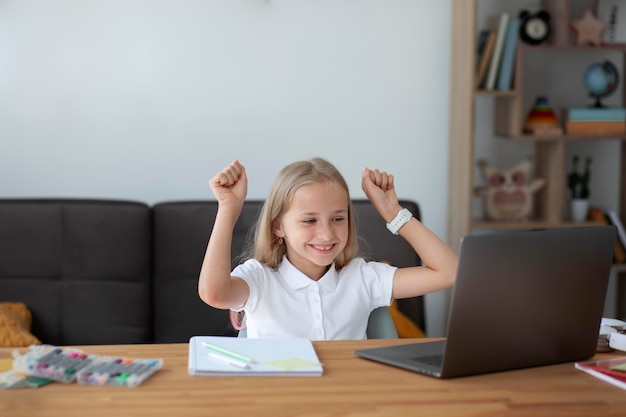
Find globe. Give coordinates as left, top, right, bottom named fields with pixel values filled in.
left=584, top=60, right=619, bottom=107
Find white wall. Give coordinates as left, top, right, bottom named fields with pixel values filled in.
left=0, top=0, right=452, bottom=336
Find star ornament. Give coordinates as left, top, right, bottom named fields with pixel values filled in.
left=570, top=10, right=605, bottom=46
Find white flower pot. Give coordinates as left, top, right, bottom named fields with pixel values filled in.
left=571, top=199, right=590, bottom=222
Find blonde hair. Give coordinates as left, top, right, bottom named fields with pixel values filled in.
left=244, top=158, right=359, bottom=269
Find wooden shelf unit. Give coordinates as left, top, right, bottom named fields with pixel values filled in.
left=449, top=0, right=626, bottom=305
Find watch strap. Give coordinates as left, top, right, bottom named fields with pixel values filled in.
left=386, top=208, right=413, bottom=235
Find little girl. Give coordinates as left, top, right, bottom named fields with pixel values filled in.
left=198, top=158, right=457, bottom=339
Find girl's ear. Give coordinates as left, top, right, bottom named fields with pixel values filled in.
left=272, top=218, right=283, bottom=237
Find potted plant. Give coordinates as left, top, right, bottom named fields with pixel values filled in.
left=567, top=155, right=592, bottom=221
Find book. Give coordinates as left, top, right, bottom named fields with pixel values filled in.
left=475, top=31, right=496, bottom=88
left=475, top=30, right=491, bottom=68
left=565, top=120, right=626, bottom=136
left=496, top=18, right=519, bottom=91
left=484, top=13, right=509, bottom=91
left=566, top=107, right=626, bottom=121
left=588, top=207, right=626, bottom=263
left=603, top=207, right=626, bottom=255
left=597, top=0, right=626, bottom=43
left=575, top=356, right=626, bottom=390
left=188, top=336, right=323, bottom=377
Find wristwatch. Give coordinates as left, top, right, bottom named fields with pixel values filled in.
left=386, top=208, right=413, bottom=235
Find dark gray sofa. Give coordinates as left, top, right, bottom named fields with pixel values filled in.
left=0, top=199, right=424, bottom=345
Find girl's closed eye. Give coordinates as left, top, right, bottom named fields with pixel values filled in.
left=332, top=216, right=346, bottom=223
left=302, top=218, right=317, bottom=225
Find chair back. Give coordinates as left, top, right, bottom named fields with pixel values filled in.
left=237, top=307, right=398, bottom=339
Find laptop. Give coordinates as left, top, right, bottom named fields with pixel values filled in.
left=355, top=226, right=617, bottom=378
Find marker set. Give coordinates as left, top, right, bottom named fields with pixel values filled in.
left=13, top=346, right=98, bottom=383
left=76, top=356, right=163, bottom=387
left=11, top=345, right=162, bottom=388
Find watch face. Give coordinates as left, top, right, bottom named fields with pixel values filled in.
left=526, top=18, right=548, bottom=39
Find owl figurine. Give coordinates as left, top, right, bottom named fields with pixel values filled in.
left=475, top=156, right=545, bottom=221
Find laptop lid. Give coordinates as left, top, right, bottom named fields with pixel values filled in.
left=355, top=226, right=616, bottom=378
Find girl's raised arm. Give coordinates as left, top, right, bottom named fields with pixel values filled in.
left=361, top=167, right=457, bottom=299
left=198, top=160, right=250, bottom=309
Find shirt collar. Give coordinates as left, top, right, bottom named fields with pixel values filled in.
left=278, top=256, right=339, bottom=292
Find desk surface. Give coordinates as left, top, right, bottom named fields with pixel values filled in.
left=1, top=339, right=625, bottom=417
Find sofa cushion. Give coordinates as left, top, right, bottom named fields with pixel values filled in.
left=0, top=200, right=152, bottom=345
left=152, top=201, right=264, bottom=342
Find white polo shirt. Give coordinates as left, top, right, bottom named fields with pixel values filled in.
left=231, top=256, right=396, bottom=340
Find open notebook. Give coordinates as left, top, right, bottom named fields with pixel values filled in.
left=188, top=336, right=323, bottom=377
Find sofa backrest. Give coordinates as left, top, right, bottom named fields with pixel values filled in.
left=151, top=199, right=425, bottom=343
left=0, top=198, right=425, bottom=345
left=0, top=199, right=152, bottom=345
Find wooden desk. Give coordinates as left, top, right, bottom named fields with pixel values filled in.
left=1, top=339, right=625, bottom=417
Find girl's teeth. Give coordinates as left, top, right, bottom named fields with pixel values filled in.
left=315, top=245, right=332, bottom=250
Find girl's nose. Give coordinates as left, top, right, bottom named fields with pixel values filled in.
left=317, top=222, right=335, bottom=240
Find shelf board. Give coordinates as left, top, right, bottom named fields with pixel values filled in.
left=519, top=44, right=626, bottom=52
left=613, top=263, right=626, bottom=272
left=511, top=133, right=565, bottom=142
left=499, top=134, right=626, bottom=142
left=472, top=219, right=602, bottom=231
left=475, top=89, right=517, bottom=97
